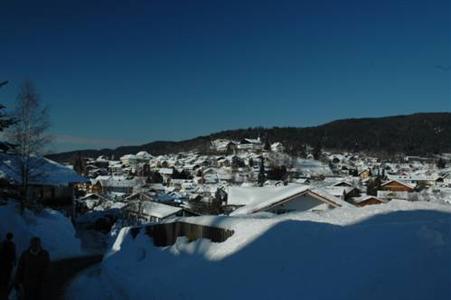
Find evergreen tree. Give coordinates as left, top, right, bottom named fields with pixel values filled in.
left=257, top=158, right=266, bottom=187
left=231, top=156, right=245, bottom=169
left=267, top=165, right=287, bottom=181
left=72, top=152, right=85, bottom=175
left=264, top=138, right=271, bottom=151
left=367, top=176, right=382, bottom=196
left=299, top=144, right=307, bottom=159
left=248, top=158, right=254, bottom=167
left=313, top=142, right=322, bottom=160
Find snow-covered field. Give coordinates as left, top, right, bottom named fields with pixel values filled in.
left=0, top=203, right=82, bottom=260
left=68, top=200, right=451, bottom=300
left=295, top=158, right=333, bottom=176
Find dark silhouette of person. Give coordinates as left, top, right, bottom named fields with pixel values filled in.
left=15, top=237, right=49, bottom=300
left=0, top=232, right=16, bottom=300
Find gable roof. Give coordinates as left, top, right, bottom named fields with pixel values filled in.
left=381, top=179, right=416, bottom=190
left=352, top=195, right=385, bottom=204
left=229, top=184, right=352, bottom=216
left=128, top=201, right=182, bottom=219
left=332, top=181, right=354, bottom=187
left=78, top=193, right=108, bottom=202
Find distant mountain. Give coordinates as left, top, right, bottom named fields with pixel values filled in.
left=47, top=112, right=451, bottom=162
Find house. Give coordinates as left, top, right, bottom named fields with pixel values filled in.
left=380, top=180, right=416, bottom=192
left=124, top=200, right=185, bottom=223
left=237, top=137, right=263, bottom=151
left=227, top=184, right=352, bottom=216
left=91, top=175, right=144, bottom=196
left=0, top=153, right=89, bottom=208
left=387, top=174, right=441, bottom=187
left=211, top=139, right=238, bottom=153
left=271, top=142, right=285, bottom=153
left=92, top=156, right=109, bottom=169
left=376, top=180, right=415, bottom=201
left=75, top=193, right=109, bottom=213
left=323, top=186, right=361, bottom=201
left=358, top=169, right=371, bottom=180
left=332, top=180, right=354, bottom=187
left=125, top=191, right=155, bottom=202
left=108, top=160, right=124, bottom=175
left=351, top=195, right=385, bottom=207
left=136, top=151, right=153, bottom=160
left=120, top=154, right=138, bottom=167
left=158, top=168, right=174, bottom=184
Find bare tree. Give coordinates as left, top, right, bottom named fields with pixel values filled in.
left=0, top=81, right=15, bottom=135
left=7, top=81, right=51, bottom=211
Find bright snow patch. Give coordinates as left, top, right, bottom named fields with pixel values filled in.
left=70, top=200, right=451, bottom=300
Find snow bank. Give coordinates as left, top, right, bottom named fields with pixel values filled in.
left=0, top=203, right=82, bottom=260
left=73, top=201, right=451, bottom=299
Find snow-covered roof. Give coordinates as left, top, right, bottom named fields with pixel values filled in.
left=228, top=184, right=352, bottom=216
left=243, top=138, right=261, bottom=144
left=92, top=175, right=142, bottom=188
left=387, top=174, right=440, bottom=182
left=159, top=168, right=174, bottom=175
left=352, top=195, right=385, bottom=204
left=136, top=151, right=153, bottom=158
left=293, top=159, right=333, bottom=176
left=323, top=186, right=355, bottom=197
left=381, top=179, right=416, bottom=190
left=78, top=193, right=108, bottom=202
left=139, top=201, right=182, bottom=219
left=0, top=153, right=88, bottom=186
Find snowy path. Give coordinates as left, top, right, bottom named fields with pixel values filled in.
left=41, top=255, right=103, bottom=300
left=65, top=260, right=130, bottom=300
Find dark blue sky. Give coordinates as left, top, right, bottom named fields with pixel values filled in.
left=1, top=0, right=450, bottom=152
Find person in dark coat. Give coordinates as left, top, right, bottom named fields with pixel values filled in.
left=15, top=237, right=49, bottom=300
left=0, top=232, right=16, bottom=300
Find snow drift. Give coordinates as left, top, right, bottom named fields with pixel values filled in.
left=70, top=201, right=451, bottom=300
left=0, top=203, right=82, bottom=260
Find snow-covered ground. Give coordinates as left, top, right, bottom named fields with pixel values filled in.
left=68, top=200, right=451, bottom=300
left=0, top=202, right=82, bottom=260
left=294, top=158, right=333, bottom=176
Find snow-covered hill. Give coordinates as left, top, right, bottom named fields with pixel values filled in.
left=68, top=200, right=451, bottom=300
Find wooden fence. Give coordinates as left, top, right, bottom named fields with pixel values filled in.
left=130, top=222, right=234, bottom=247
